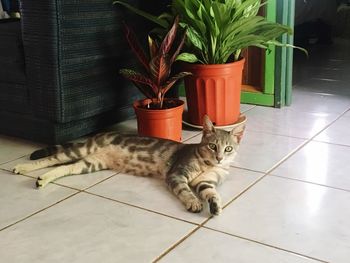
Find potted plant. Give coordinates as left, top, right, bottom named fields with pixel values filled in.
left=115, top=0, right=306, bottom=126
left=119, top=16, right=191, bottom=141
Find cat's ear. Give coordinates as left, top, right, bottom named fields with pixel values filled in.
left=230, top=123, right=245, bottom=144
left=202, top=115, right=215, bottom=137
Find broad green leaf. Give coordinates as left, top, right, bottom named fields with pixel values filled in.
left=186, top=26, right=204, bottom=51
left=175, top=53, right=200, bottom=63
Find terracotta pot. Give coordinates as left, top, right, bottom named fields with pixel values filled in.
left=184, top=59, right=245, bottom=126
left=133, top=98, right=184, bottom=142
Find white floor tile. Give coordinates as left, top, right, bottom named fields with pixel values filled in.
left=344, top=110, right=350, bottom=118
left=232, top=131, right=305, bottom=172
left=294, top=79, right=350, bottom=97
left=244, top=106, right=337, bottom=139
left=0, top=170, right=76, bottom=230
left=314, top=116, right=350, bottom=146
left=186, top=131, right=306, bottom=173
left=181, top=127, right=202, bottom=141
left=87, top=167, right=263, bottom=223
left=0, top=135, right=43, bottom=164
left=206, top=176, right=350, bottom=263
left=289, top=89, right=350, bottom=114
left=0, top=192, right=195, bottom=263
left=272, top=141, right=350, bottom=190
left=161, top=228, right=319, bottom=263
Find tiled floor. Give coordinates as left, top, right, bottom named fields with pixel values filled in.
left=1, top=38, right=350, bottom=263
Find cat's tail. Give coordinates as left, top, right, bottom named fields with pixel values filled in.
left=30, top=143, right=83, bottom=160
left=29, top=132, right=116, bottom=160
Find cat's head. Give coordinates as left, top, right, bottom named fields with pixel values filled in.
left=200, top=115, right=245, bottom=165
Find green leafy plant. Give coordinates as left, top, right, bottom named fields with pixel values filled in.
left=119, top=16, right=191, bottom=109
left=114, top=0, right=306, bottom=64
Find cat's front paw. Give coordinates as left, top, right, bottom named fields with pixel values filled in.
left=13, top=163, right=32, bottom=175
left=185, top=198, right=203, bottom=213
left=208, top=197, right=222, bottom=216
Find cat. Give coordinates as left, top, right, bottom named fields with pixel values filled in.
left=13, top=115, right=245, bottom=215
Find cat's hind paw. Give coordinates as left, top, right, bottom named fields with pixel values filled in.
left=36, top=177, right=48, bottom=188
left=185, top=198, right=203, bottom=213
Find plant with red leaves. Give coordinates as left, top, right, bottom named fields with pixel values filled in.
left=119, top=16, right=191, bottom=109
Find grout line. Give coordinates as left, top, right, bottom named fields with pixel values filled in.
left=152, top=173, right=266, bottom=262
left=220, top=173, right=269, bottom=212
left=311, top=139, right=350, bottom=149
left=201, top=226, right=330, bottom=263
left=182, top=100, right=350, bottom=261
left=82, top=191, right=202, bottom=227
left=269, top=174, right=350, bottom=193
left=153, top=212, right=217, bottom=262
left=222, top=137, right=312, bottom=211
left=240, top=105, right=257, bottom=113
left=80, top=172, right=120, bottom=192
left=50, top=171, right=119, bottom=192
left=244, top=129, right=310, bottom=141
left=152, top=225, right=202, bottom=262
left=266, top=106, right=350, bottom=176
left=182, top=132, right=202, bottom=143
left=192, top=107, right=350, bottom=252
left=0, top=191, right=81, bottom=232
left=229, top=165, right=265, bottom=174
left=0, top=153, right=31, bottom=166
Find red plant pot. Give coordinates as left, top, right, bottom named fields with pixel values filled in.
left=133, top=98, right=184, bottom=142
left=184, top=59, right=245, bottom=126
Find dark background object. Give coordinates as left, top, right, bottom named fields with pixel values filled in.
left=0, top=0, right=167, bottom=144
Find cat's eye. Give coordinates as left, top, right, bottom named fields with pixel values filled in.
left=208, top=143, right=217, bottom=151
left=225, top=146, right=233, bottom=152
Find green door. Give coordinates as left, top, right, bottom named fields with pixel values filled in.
left=240, top=0, right=295, bottom=107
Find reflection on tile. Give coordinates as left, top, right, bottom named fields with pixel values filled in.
left=314, top=116, right=350, bottom=146
left=0, top=171, right=76, bottom=230
left=0, top=193, right=195, bottom=263
left=294, top=79, right=350, bottom=97
left=244, top=106, right=337, bottom=139
left=289, top=89, right=350, bottom=114
left=206, top=176, right=350, bottom=263
left=0, top=156, right=119, bottom=190
left=186, top=131, right=306, bottom=173
left=233, top=131, right=305, bottom=172
left=272, top=141, right=350, bottom=190
left=0, top=135, right=43, bottom=164
left=161, top=228, right=319, bottom=263
left=87, top=167, right=263, bottom=224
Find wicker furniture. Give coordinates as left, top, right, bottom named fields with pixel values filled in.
left=0, top=0, right=144, bottom=144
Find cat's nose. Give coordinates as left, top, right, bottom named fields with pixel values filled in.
left=216, top=156, right=223, bottom=163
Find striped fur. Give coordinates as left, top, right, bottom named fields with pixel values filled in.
left=13, top=115, right=245, bottom=215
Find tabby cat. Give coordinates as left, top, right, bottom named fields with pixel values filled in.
left=13, top=115, right=245, bottom=215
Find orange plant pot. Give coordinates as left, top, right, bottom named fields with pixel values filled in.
left=184, top=59, right=245, bottom=126
left=133, top=98, right=184, bottom=142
